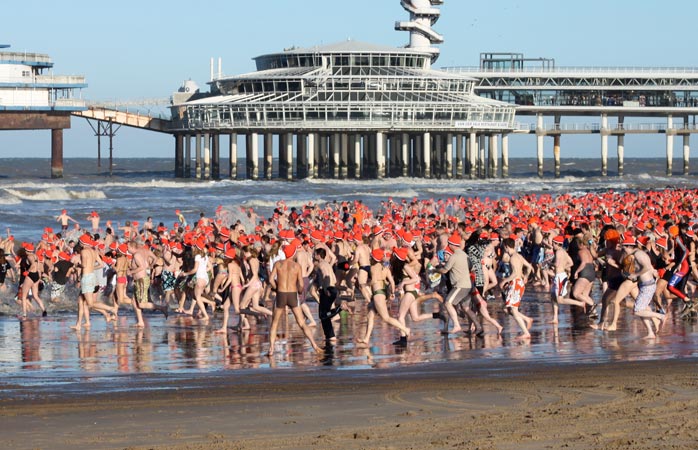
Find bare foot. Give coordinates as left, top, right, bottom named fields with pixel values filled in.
left=525, top=317, right=534, bottom=330
left=446, top=326, right=462, bottom=334
left=643, top=333, right=657, bottom=339
left=495, top=325, right=504, bottom=335
left=516, top=333, right=531, bottom=341
left=549, top=319, right=559, bottom=324
left=589, top=323, right=600, bottom=330
left=70, top=325, right=81, bottom=331
left=214, top=328, right=226, bottom=334
left=656, top=314, right=667, bottom=333
left=605, top=324, right=617, bottom=331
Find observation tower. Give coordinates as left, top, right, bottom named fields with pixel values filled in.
left=170, top=1, right=516, bottom=180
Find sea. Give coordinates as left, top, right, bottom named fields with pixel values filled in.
left=0, top=156, right=697, bottom=395
left=0, top=156, right=696, bottom=243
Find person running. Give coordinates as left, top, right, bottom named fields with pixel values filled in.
left=620, top=236, right=666, bottom=338
left=128, top=238, right=168, bottom=327
left=267, top=244, right=321, bottom=356
left=548, top=235, right=587, bottom=325
left=435, top=233, right=483, bottom=336
left=71, top=234, right=116, bottom=330
left=356, top=248, right=411, bottom=346
left=499, top=237, right=534, bottom=339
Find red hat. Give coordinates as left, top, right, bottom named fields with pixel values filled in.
left=279, top=229, right=294, bottom=240
left=372, top=226, right=384, bottom=236
left=552, top=235, right=565, bottom=245
left=79, top=234, right=94, bottom=247
left=219, top=227, right=230, bottom=238
left=447, top=233, right=462, bottom=246
left=489, top=232, right=500, bottom=240
left=58, top=251, right=71, bottom=262
left=310, top=230, right=324, bottom=241
left=393, top=247, right=408, bottom=261
left=656, top=237, right=669, bottom=250
left=444, top=246, right=454, bottom=255
left=371, top=248, right=385, bottom=261
left=224, top=247, right=237, bottom=260
left=24, top=243, right=35, bottom=253
left=637, top=235, right=650, bottom=247
left=283, top=244, right=297, bottom=259
left=117, top=243, right=130, bottom=255
left=621, top=235, right=637, bottom=246
left=401, top=231, right=414, bottom=244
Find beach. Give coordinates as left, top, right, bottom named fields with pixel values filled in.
left=2, top=358, right=697, bottom=450
left=1, top=157, right=698, bottom=449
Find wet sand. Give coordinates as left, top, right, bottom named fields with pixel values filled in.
left=1, top=286, right=698, bottom=449
left=1, top=358, right=697, bottom=450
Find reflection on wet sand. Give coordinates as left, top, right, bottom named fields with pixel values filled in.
left=1, top=285, right=697, bottom=392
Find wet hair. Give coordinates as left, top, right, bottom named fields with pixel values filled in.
left=502, top=238, right=516, bottom=249
left=314, top=247, right=326, bottom=260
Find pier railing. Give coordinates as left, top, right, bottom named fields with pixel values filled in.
left=515, top=122, right=698, bottom=132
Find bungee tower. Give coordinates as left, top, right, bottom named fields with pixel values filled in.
left=395, top=0, right=444, bottom=66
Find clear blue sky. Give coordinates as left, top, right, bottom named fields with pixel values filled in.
left=2, top=0, right=696, bottom=158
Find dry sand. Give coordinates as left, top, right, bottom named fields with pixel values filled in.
left=2, top=358, right=697, bottom=450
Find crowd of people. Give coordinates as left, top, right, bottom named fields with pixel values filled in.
left=1, top=188, right=697, bottom=353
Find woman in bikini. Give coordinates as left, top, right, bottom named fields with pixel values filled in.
left=356, top=248, right=410, bottom=346
left=18, top=245, right=47, bottom=318
left=215, top=247, right=249, bottom=333
left=240, top=246, right=273, bottom=319
left=113, top=243, right=133, bottom=315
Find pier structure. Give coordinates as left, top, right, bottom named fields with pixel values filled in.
left=0, top=45, right=86, bottom=177
left=169, top=1, right=516, bottom=180
left=447, top=53, right=698, bottom=177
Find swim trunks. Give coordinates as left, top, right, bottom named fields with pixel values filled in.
left=81, top=272, right=96, bottom=295
left=506, top=277, right=525, bottom=308
left=275, top=291, right=299, bottom=308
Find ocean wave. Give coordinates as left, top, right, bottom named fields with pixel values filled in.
left=4, top=188, right=107, bottom=201
left=0, top=195, right=22, bottom=205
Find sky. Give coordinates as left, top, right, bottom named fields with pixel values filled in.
left=2, top=0, right=697, bottom=159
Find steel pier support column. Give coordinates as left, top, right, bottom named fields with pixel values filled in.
left=347, top=135, right=356, bottom=178
left=297, top=134, right=308, bottom=179
left=340, top=133, right=348, bottom=179
left=666, top=115, right=674, bottom=176
left=433, top=134, right=442, bottom=178
left=229, top=133, right=237, bottom=179
left=455, top=134, right=463, bottom=178
left=553, top=135, right=561, bottom=178
left=401, top=133, right=409, bottom=177
left=285, top=133, right=294, bottom=180
left=51, top=129, right=64, bottom=178
left=349, top=134, right=360, bottom=178
left=246, top=133, right=259, bottom=180
left=319, top=134, right=329, bottom=178
left=601, top=114, right=609, bottom=177
left=445, top=133, right=453, bottom=178
left=422, top=132, right=431, bottom=178
left=184, top=134, right=192, bottom=178
left=264, top=133, right=273, bottom=179
left=536, top=113, right=545, bottom=177
left=489, top=134, right=498, bottom=178
left=175, top=134, right=184, bottom=178
left=195, top=134, right=202, bottom=179
left=683, top=132, right=690, bottom=176
left=413, top=134, right=422, bottom=177
left=469, top=132, right=477, bottom=179
left=617, top=134, right=625, bottom=177
left=501, top=133, right=509, bottom=178
left=308, top=133, right=317, bottom=178
left=328, top=133, right=338, bottom=178
left=212, top=134, right=220, bottom=179
left=479, top=135, right=486, bottom=178
left=278, top=133, right=287, bottom=179
left=203, top=133, right=211, bottom=179
left=376, top=131, right=385, bottom=178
